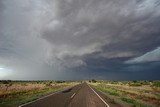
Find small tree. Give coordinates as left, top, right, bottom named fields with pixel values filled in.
left=91, top=79, right=97, bottom=83
left=45, top=81, right=52, bottom=87
left=133, top=80, right=137, bottom=83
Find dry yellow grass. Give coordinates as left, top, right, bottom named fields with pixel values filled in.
left=89, top=81, right=160, bottom=107
left=0, top=81, right=79, bottom=106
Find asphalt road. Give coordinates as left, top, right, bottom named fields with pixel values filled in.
left=19, top=83, right=121, bottom=107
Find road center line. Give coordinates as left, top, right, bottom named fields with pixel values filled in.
left=70, top=93, right=76, bottom=98
left=88, top=84, right=110, bottom=107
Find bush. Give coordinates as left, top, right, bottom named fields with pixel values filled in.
left=129, top=82, right=142, bottom=86
left=152, top=81, right=160, bottom=87
left=91, top=79, right=97, bottom=83
left=45, top=81, right=52, bottom=87
left=133, top=80, right=137, bottom=83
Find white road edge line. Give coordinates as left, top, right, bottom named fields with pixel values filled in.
left=19, top=90, right=60, bottom=107
left=88, top=84, right=110, bottom=107
left=70, top=93, right=76, bottom=98
left=19, top=85, right=76, bottom=107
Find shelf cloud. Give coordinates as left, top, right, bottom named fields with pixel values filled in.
left=126, top=47, right=160, bottom=64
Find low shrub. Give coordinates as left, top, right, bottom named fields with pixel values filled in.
left=152, top=81, right=160, bottom=87
left=121, top=97, right=135, bottom=104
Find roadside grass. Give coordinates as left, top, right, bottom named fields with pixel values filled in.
left=154, top=93, right=160, bottom=98
left=95, top=84, right=119, bottom=96
left=90, top=81, right=158, bottom=107
left=0, top=81, right=79, bottom=107
left=0, top=87, right=61, bottom=106
left=110, top=99, right=116, bottom=104
left=121, top=97, right=150, bottom=107
left=121, top=97, right=136, bottom=104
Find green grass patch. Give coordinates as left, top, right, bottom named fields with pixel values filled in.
left=94, top=84, right=119, bottom=96
left=121, top=97, right=136, bottom=103
left=108, top=90, right=119, bottom=96
left=121, top=97, right=150, bottom=107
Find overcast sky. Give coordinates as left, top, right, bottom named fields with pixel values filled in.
left=0, top=0, right=160, bottom=80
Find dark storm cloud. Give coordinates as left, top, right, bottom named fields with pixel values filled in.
left=0, top=0, right=160, bottom=80
left=42, top=0, right=160, bottom=58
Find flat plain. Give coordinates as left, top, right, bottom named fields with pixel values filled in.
left=0, top=80, right=160, bottom=107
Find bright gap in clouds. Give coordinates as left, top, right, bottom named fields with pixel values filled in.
left=0, top=67, right=12, bottom=79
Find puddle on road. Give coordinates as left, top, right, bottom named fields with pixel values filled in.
left=62, top=88, right=72, bottom=93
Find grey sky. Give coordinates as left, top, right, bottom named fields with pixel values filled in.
left=0, top=0, right=160, bottom=80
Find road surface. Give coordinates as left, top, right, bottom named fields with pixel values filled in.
left=19, top=83, right=121, bottom=107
